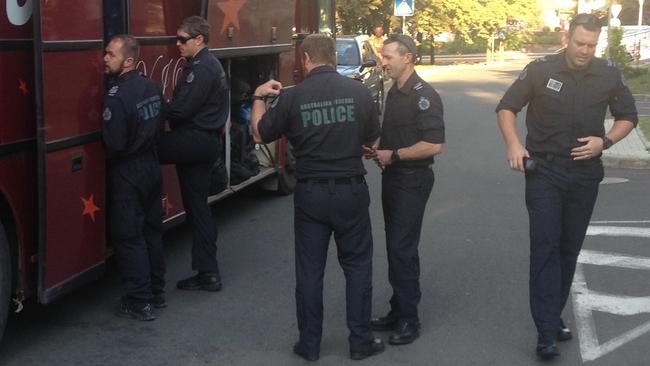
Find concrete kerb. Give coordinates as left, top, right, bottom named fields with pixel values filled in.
left=602, top=119, right=650, bottom=169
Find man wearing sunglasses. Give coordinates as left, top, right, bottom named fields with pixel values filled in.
left=158, top=16, right=228, bottom=292
left=496, top=13, right=637, bottom=360
left=366, top=34, right=445, bottom=346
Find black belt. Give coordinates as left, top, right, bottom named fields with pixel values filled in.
left=297, top=176, right=365, bottom=184
left=384, top=164, right=431, bottom=174
left=530, top=152, right=599, bottom=168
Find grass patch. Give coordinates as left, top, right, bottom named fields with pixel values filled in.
left=638, top=116, right=650, bottom=139
left=626, top=71, right=650, bottom=94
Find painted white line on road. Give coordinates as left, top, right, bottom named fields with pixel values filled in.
left=586, top=226, right=650, bottom=238
left=590, top=220, right=650, bottom=224
left=579, top=249, right=650, bottom=270
left=572, top=263, right=650, bottom=362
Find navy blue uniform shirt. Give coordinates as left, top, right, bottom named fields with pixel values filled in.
left=379, top=71, right=445, bottom=168
left=102, top=70, right=164, bottom=162
left=496, top=52, right=638, bottom=157
left=258, top=65, right=381, bottom=179
left=167, top=47, right=229, bottom=131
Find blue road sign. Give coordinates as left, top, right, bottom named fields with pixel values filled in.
left=394, top=0, right=414, bottom=16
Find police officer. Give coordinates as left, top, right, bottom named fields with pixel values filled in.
left=250, top=34, right=384, bottom=361
left=496, top=13, right=637, bottom=360
left=158, top=16, right=228, bottom=291
left=367, top=34, right=445, bottom=345
left=102, top=34, right=166, bottom=320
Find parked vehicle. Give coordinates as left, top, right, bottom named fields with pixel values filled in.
left=596, top=25, right=650, bottom=61
left=0, top=0, right=336, bottom=344
left=336, top=35, right=385, bottom=113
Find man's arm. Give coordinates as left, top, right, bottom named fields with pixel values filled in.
left=570, top=120, right=636, bottom=160
left=497, top=109, right=529, bottom=172
left=250, top=80, right=283, bottom=144
left=374, top=141, right=442, bottom=166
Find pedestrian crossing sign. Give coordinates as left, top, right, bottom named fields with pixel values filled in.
left=394, top=0, right=414, bottom=16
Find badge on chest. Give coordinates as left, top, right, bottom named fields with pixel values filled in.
left=546, top=78, right=563, bottom=92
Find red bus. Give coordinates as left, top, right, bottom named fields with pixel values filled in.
left=0, top=0, right=336, bottom=343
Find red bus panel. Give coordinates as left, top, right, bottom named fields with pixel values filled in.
left=129, top=0, right=202, bottom=37
left=206, top=0, right=294, bottom=49
left=35, top=0, right=106, bottom=303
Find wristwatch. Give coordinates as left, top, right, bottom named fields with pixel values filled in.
left=603, top=135, right=614, bottom=150
left=251, top=95, right=265, bottom=102
left=391, top=149, right=400, bottom=163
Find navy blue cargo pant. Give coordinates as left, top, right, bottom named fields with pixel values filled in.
left=525, top=159, right=603, bottom=343
left=381, top=167, right=434, bottom=324
left=294, top=177, right=375, bottom=354
left=158, top=127, right=220, bottom=273
left=109, top=153, right=165, bottom=304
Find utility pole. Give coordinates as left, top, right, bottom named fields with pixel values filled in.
left=639, top=0, right=645, bottom=26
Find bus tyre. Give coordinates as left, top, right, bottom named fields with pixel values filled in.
left=0, top=222, right=11, bottom=345
left=277, top=143, right=296, bottom=195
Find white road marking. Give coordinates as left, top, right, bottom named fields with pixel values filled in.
left=572, top=224, right=650, bottom=362
left=590, top=220, right=650, bottom=224
left=579, top=249, right=650, bottom=271
left=586, top=226, right=650, bottom=238
left=572, top=264, right=650, bottom=362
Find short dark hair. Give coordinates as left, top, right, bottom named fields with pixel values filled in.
left=110, top=34, right=139, bottom=61
left=569, top=13, right=602, bottom=35
left=301, top=34, right=336, bottom=66
left=384, top=34, right=417, bottom=55
left=179, top=16, right=211, bottom=43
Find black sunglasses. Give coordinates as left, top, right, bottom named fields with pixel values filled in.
left=176, top=34, right=198, bottom=44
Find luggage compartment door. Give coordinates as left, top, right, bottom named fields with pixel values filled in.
left=34, top=0, right=106, bottom=303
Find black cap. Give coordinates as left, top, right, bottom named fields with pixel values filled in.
left=384, top=34, right=418, bottom=55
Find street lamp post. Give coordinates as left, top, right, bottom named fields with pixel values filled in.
left=639, top=0, right=645, bottom=26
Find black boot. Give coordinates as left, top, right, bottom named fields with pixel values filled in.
left=388, top=321, right=420, bottom=345
left=177, top=272, right=222, bottom=291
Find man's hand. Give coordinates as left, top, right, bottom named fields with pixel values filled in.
left=374, top=149, right=393, bottom=167
left=506, top=143, right=529, bottom=172
left=571, top=136, right=604, bottom=161
left=254, top=80, right=282, bottom=98
left=362, top=145, right=377, bottom=160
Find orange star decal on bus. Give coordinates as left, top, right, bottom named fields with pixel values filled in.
left=81, top=194, right=100, bottom=222
left=216, top=0, right=246, bottom=33
left=18, top=79, right=28, bottom=96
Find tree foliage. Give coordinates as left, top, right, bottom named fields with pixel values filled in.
left=336, top=0, right=542, bottom=44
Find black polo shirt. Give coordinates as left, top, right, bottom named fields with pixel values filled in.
left=166, top=47, right=229, bottom=131
left=102, top=70, right=164, bottom=162
left=496, top=52, right=638, bottom=157
left=379, top=71, right=445, bottom=168
left=258, top=65, right=380, bottom=179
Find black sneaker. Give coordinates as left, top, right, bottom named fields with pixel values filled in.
left=350, top=338, right=385, bottom=361
left=370, top=312, right=399, bottom=331
left=536, top=342, right=560, bottom=360
left=177, top=272, right=222, bottom=292
left=152, top=293, right=167, bottom=309
left=117, top=301, right=155, bottom=321
left=557, top=318, right=572, bottom=341
left=293, top=342, right=319, bottom=362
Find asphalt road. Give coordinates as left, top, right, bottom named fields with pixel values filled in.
left=1, top=63, right=649, bottom=366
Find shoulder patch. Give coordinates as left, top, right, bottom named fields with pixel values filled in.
left=102, top=107, right=112, bottom=121
left=607, top=59, right=618, bottom=68
left=193, top=59, right=201, bottom=65
left=533, top=56, right=548, bottom=63
left=418, top=96, right=430, bottom=111
left=108, top=85, right=119, bottom=96
left=413, top=82, right=424, bottom=90
left=518, top=68, right=528, bottom=80
left=186, top=72, right=195, bottom=83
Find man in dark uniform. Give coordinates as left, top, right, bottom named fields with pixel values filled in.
left=496, top=13, right=637, bottom=360
left=102, top=34, right=166, bottom=320
left=158, top=16, right=228, bottom=291
left=250, top=34, right=384, bottom=362
left=367, top=34, right=445, bottom=346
